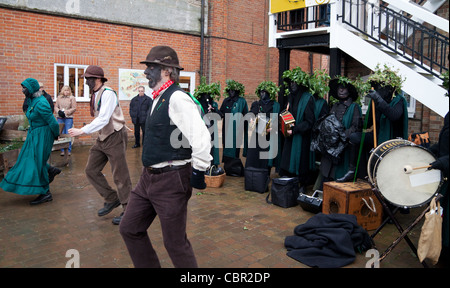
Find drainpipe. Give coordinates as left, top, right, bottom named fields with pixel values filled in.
left=200, top=0, right=205, bottom=77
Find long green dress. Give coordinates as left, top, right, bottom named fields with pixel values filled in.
left=0, top=96, right=60, bottom=195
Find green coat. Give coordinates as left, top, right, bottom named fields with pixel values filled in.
left=0, top=96, right=60, bottom=195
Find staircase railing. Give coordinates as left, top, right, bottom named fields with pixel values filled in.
left=338, top=0, right=448, bottom=78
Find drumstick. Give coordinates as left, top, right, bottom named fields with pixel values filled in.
left=403, top=164, right=432, bottom=174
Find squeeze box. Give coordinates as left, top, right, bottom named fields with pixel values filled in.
left=279, top=110, right=295, bottom=137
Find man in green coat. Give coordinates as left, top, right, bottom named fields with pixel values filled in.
left=0, top=78, right=60, bottom=205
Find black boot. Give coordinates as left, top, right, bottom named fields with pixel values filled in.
left=48, top=166, right=62, bottom=184
left=30, top=191, right=53, bottom=205
left=336, top=142, right=357, bottom=183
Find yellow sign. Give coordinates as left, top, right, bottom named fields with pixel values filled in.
left=270, top=0, right=330, bottom=14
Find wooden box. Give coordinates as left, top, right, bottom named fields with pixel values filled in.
left=323, top=180, right=383, bottom=231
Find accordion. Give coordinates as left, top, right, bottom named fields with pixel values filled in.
left=279, top=110, right=295, bottom=137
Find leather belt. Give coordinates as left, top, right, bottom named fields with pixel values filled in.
left=146, top=163, right=190, bottom=174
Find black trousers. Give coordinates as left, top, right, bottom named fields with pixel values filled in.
left=134, top=122, right=145, bottom=146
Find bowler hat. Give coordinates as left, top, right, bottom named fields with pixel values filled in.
left=140, top=46, right=184, bottom=70
left=82, top=65, right=108, bottom=82
left=329, top=78, right=358, bottom=101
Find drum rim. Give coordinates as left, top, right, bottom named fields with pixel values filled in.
left=372, top=144, right=441, bottom=208
left=367, top=139, right=411, bottom=184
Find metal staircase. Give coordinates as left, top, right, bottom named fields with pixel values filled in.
left=269, top=0, right=449, bottom=117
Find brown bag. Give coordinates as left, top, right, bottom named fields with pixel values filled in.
left=417, top=197, right=442, bottom=265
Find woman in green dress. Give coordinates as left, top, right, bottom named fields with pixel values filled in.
left=0, top=78, right=60, bottom=205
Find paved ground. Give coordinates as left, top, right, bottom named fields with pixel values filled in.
left=0, top=144, right=445, bottom=269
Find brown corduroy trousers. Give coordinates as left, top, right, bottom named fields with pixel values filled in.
left=85, top=127, right=131, bottom=206
left=119, top=165, right=198, bottom=268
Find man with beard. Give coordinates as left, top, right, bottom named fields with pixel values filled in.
left=119, top=46, right=212, bottom=268
left=68, top=65, right=132, bottom=225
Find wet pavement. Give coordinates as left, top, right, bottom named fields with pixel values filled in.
left=0, top=143, right=443, bottom=268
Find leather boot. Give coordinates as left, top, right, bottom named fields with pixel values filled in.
left=48, top=166, right=62, bottom=184
left=30, top=192, right=53, bottom=205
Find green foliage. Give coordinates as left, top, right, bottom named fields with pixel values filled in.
left=282, top=67, right=310, bottom=92
left=224, top=79, right=245, bottom=98
left=309, top=69, right=330, bottom=98
left=441, top=70, right=449, bottom=96
left=255, top=81, right=280, bottom=100
left=367, top=64, right=405, bottom=94
left=0, top=140, right=23, bottom=153
left=193, top=76, right=221, bottom=101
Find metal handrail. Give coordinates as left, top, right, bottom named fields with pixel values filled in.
left=339, top=0, right=448, bottom=77
left=276, top=1, right=448, bottom=78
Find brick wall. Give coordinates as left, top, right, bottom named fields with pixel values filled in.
left=1, top=0, right=446, bottom=147
left=0, top=7, right=202, bottom=145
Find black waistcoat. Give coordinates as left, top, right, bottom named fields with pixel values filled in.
left=142, top=84, right=192, bottom=167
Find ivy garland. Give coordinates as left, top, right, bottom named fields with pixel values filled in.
left=442, top=70, right=449, bottom=96
left=282, top=67, right=310, bottom=95
left=309, top=69, right=330, bottom=98
left=224, top=79, right=245, bottom=98
left=193, top=76, right=221, bottom=101
left=367, top=64, right=405, bottom=95
left=255, top=81, right=279, bottom=101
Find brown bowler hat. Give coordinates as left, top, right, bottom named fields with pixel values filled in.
left=140, top=46, right=184, bottom=70
left=82, top=65, right=108, bottom=82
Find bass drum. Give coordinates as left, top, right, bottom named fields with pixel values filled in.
left=368, top=139, right=441, bottom=208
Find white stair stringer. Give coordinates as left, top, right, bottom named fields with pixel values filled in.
left=332, top=25, right=448, bottom=118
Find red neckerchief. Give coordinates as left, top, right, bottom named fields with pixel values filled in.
left=152, top=80, right=174, bottom=100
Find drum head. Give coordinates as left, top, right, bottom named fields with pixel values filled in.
left=367, top=139, right=410, bottom=183
left=374, top=145, right=440, bottom=207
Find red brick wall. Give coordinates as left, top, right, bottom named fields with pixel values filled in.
left=0, top=8, right=201, bottom=145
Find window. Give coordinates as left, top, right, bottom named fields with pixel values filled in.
left=54, top=64, right=90, bottom=102
left=179, top=71, right=196, bottom=95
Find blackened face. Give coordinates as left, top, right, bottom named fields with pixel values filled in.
left=260, top=90, right=270, bottom=102
left=228, top=89, right=238, bottom=99
left=22, top=86, right=32, bottom=98
left=337, top=85, right=349, bottom=100
left=290, top=82, right=299, bottom=94
left=86, top=78, right=97, bottom=92
left=144, top=64, right=162, bottom=89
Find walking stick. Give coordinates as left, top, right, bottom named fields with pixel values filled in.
left=372, top=99, right=377, bottom=148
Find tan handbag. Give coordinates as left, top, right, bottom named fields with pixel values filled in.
left=417, top=197, right=442, bottom=265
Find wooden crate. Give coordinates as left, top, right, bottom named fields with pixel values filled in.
left=323, top=180, right=383, bottom=231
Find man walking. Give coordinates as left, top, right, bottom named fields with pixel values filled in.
left=69, top=65, right=132, bottom=225
left=119, top=46, right=212, bottom=267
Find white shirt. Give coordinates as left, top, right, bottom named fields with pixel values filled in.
left=81, top=89, right=117, bottom=135
left=150, top=89, right=212, bottom=171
